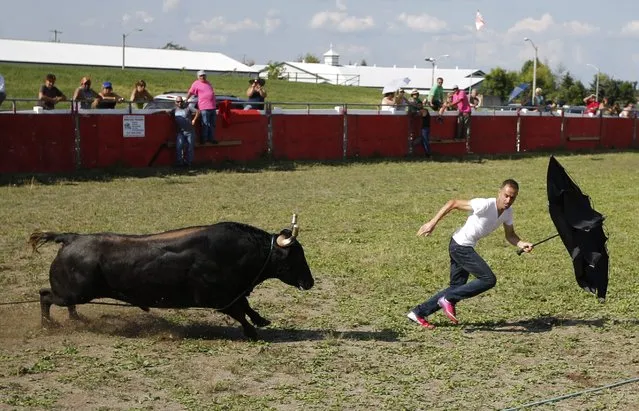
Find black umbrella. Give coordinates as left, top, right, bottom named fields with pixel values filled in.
left=546, top=155, right=609, bottom=302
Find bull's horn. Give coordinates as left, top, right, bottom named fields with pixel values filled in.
left=277, top=217, right=300, bottom=248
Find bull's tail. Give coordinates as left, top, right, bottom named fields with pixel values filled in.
left=29, top=231, right=79, bottom=252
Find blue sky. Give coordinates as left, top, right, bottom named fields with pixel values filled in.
left=2, top=0, right=638, bottom=85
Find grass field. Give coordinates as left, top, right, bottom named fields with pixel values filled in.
left=0, top=62, right=382, bottom=110
left=1, top=153, right=638, bottom=410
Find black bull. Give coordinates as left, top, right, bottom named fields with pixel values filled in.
left=28, top=219, right=314, bottom=340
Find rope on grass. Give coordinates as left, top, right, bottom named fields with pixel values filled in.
left=503, top=376, right=639, bottom=410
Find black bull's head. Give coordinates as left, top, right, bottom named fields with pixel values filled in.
left=274, top=214, right=314, bottom=290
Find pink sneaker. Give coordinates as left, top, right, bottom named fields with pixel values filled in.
left=407, top=311, right=435, bottom=329
left=437, top=297, right=458, bottom=324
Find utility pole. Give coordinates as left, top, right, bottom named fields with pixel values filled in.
left=49, top=29, right=62, bottom=42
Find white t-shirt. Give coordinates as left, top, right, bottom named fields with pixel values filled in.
left=452, top=198, right=513, bottom=247
left=0, top=75, right=5, bottom=93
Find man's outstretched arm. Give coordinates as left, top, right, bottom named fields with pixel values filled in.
left=417, top=199, right=471, bottom=237
left=504, top=223, right=533, bottom=253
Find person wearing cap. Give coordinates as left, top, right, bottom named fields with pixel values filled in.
left=186, top=70, right=217, bottom=144
left=130, top=80, right=154, bottom=109
left=38, top=73, right=67, bottom=110
left=93, top=82, right=124, bottom=109
left=72, top=76, right=101, bottom=109
left=440, top=85, right=471, bottom=140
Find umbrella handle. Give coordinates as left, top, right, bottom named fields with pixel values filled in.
left=517, top=233, right=560, bottom=255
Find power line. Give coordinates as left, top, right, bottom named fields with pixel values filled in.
left=49, top=29, right=62, bottom=42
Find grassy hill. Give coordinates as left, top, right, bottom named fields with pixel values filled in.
left=0, top=63, right=383, bottom=109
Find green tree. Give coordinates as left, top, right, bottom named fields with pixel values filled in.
left=591, top=74, right=638, bottom=105
left=161, top=42, right=187, bottom=50
left=266, top=61, right=284, bottom=80
left=555, top=72, right=587, bottom=106
left=295, top=53, right=320, bottom=63
left=481, top=67, right=518, bottom=103
left=519, top=59, right=556, bottom=102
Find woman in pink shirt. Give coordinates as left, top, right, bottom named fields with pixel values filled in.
left=186, top=70, right=217, bottom=144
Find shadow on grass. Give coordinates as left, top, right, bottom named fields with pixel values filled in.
left=2, top=148, right=636, bottom=187
left=461, top=315, right=613, bottom=333
left=68, top=313, right=400, bottom=343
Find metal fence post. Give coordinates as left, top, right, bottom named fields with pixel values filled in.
left=266, top=102, right=273, bottom=157
left=342, top=104, right=348, bottom=159
left=73, top=111, right=82, bottom=169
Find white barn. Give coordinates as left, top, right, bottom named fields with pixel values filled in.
left=254, top=46, right=485, bottom=92
left=0, top=38, right=258, bottom=75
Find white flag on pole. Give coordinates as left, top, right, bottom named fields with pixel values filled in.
left=475, top=10, right=485, bottom=31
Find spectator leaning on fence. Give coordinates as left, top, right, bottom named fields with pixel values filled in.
left=619, top=102, right=635, bottom=118
left=469, top=89, right=481, bottom=110
left=186, top=70, right=217, bottom=144
left=428, top=77, right=445, bottom=111
left=93, top=82, right=124, bottom=109
left=38, top=73, right=67, bottom=110
left=72, top=76, right=101, bottom=109
left=246, top=78, right=267, bottom=110
left=381, top=91, right=397, bottom=112
left=583, top=94, right=599, bottom=117
left=130, top=80, right=153, bottom=109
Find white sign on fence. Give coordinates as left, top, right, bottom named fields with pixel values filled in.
left=123, top=115, right=145, bottom=138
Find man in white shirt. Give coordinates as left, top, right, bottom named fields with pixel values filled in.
left=407, top=179, right=534, bottom=329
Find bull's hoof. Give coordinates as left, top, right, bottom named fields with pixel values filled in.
left=252, top=317, right=271, bottom=328
left=243, top=326, right=259, bottom=341
left=41, top=318, right=60, bottom=329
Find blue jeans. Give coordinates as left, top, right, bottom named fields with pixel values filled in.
left=414, top=238, right=497, bottom=317
left=200, top=109, right=217, bottom=143
left=421, top=127, right=430, bottom=153
left=176, top=129, right=194, bottom=165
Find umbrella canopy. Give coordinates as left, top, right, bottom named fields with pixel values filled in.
left=382, top=77, right=411, bottom=94
left=507, top=83, right=529, bottom=103
left=547, top=156, right=609, bottom=301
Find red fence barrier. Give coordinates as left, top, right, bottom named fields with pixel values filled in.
left=0, top=111, right=636, bottom=174
left=0, top=114, right=76, bottom=173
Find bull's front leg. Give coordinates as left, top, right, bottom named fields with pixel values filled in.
left=242, top=299, right=271, bottom=328
left=221, top=300, right=258, bottom=340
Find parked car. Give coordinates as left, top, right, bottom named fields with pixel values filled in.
left=143, top=91, right=250, bottom=110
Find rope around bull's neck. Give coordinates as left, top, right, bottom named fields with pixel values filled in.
left=214, top=234, right=276, bottom=312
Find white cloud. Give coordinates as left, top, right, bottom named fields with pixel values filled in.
left=393, top=13, right=447, bottom=32
left=508, top=13, right=554, bottom=34
left=189, top=16, right=261, bottom=44
left=310, top=8, right=374, bottom=33
left=310, top=11, right=374, bottom=32
left=122, top=11, right=154, bottom=25
left=264, top=10, right=281, bottom=34
left=563, top=21, right=599, bottom=36
left=621, top=20, right=639, bottom=35
left=188, top=29, right=227, bottom=45
left=336, top=0, right=347, bottom=12
left=162, top=0, right=180, bottom=13
left=191, top=16, right=260, bottom=34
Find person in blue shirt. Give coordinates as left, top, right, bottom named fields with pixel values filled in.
left=170, top=96, right=200, bottom=167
